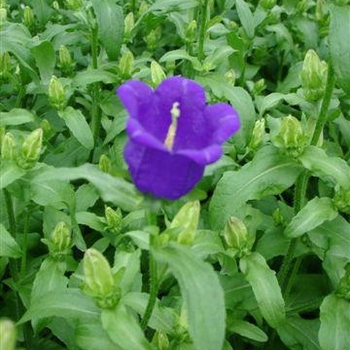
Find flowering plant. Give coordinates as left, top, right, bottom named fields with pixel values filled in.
left=117, top=76, right=240, bottom=199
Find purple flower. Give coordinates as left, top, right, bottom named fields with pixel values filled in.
left=117, top=76, right=240, bottom=200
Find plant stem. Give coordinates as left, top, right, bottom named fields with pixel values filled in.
left=20, top=210, right=30, bottom=278
left=197, top=0, right=209, bottom=62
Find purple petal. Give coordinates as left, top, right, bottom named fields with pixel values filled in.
left=177, top=144, right=222, bottom=165
left=204, top=103, right=240, bottom=143
left=124, top=140, right=204, bottom=200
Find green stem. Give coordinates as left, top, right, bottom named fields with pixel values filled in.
left=20, top=210, right=30, bottom=278
left=197, top=0, right=209, bottom=62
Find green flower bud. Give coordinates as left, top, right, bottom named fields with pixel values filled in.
left=138, top=1, right=149, bottom=16
left=52, top=1, right=60, bottom=10
left=0, top=0, right=7, bottom=9
left=152, top=330, right=169, bottom=350
left=40, top=119, right=55, bottom=140
left=59, top=45, right=73, bottom=76
left=169, top=201, right=200, bottom=245
left=185, top=20, right=197, bottom=43
left=272, top=208, right=285, bottom=226
left=23, top=6, right=35, bottom=31
left=224, top=216, right=252, bottom=257
left=119, top=50, right=134, bottom=78
left=252, top=78, right=266, bottom=95
left=145, top=28, right=161, bottom=51
left=273, top=115, right=307, bottom=157
left=124, top=12, right=134, bottom=42
left=248, top=118, right=266, bottom=150
left=315, top=0, right=324, bottom=22
left=0, top=127, right=4, bottom=146
left=1, top=132, right=16, bottom=160
left=49, top=75, right=66, bottom=110
left=335, top=263, right=350, bottom=301
left=0, top=7, right=6, bottom=25
left=51, top=222, right=72, bottom=253
left=0, top=51, right=11, bottom=82
left=99, top=154, right=112, bottom=174
left=0, top=319, right=16, bottom=350
left=19, top=128, right=43, bottom=168
left=333, top=187, right=350, bottom=214
left=105, top=206, right=123, bottom=234
left=65, top=0, right=82, bottom=10
left=259, top=0, right=276, bottom=10
left=301, top=50, right=328, bottom=101
left=151, top=61, right=166, bottom=86
left=83, top=248, right=119, bottom=309
left=224, top=69, right=236, bottom=87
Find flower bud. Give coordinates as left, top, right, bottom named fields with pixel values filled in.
left=19, top=128, right=43, bottom=168
left=145, top=28, right=161, bottom=51
left=0, top=0, right=7, bottom=9
left=138, top=1, right=149, bottom=16
left=23, top=6, right=35, bottom=31
left=40, top=119, right=55, bottom=140
left=301, top=50, right=328, bottom=101
left=169, top=201, right=200, bottom=245
left=273, top=115, right=307, bottom=157
left=0, top=319, right=16, bottom=350
left=51, top=222, right=72, bottom=253
left=59, top=45, right=73, bottom=76
left=224, top=217, right=252, bottom=257
left=105, top=206, right=123, bottom=234
left=1, top=132, right=16, bottom=160
left=124, top=12, right=134, bottom=42
left=315, top=0, right=324, bottom=22
left=248, top=118, right=265, bottom=150
left=99, top=154, right=112, bottom=173
left=65, top=0, right=82, bottom=10
left=252, top=78, right=266, bottom=95
left=333, top=187, right=350, bottom=214
left=0, top=7, right=6, bottom=25
left=259, top=0, right=276, bottom=10
left=119, top=50, right=134, bottom=78
left=185, top=20, right=197, bottom=43
left=83, top=248, right=119, bottom=308
left=272, top=208, right=285, bottom=226
left=152, top=330, right=170, bottom=350
left=0, top=51, right=11, bottom=82
left=49, top=75, right=66, bottom=110
left=151, top=61, right=166, bottom=86
left=53, top=1, right=60, bottom=10
left=335, top=263, right=350, bottom=301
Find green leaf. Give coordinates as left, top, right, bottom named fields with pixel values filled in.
left=31, top=41, right=56, bottom=85
left=0, top=108, right=35, bottom=127
left=101, top=304, right=154, bottom=350
left=284, top=197, right=338, bottom=238
left=240, top=252, right=285, bottom=328
left=32, top=0, right=53, bottom=27
left=160, top=49, right=201, bottom=70
left=149, top=0, right=199, bottom=12
left=235, top=0, right=255, bottom=38
left=153, top=242, right=226, bottom=350
left=277, top=316, right=321, bottom=350
left=73, top=69, right=117, bottom=87
left=0, top=161, right=26, bottom=190
left=18, top=289, right=99, bottom=324
left=209, top=146, right=302, bottom=229
left=91, top=0, right=124, bottom=61
left=34, top=164, right=143, bottom=212
left=299, top=146, right=350, bottom=189
left=203, top=46, right=235, bottom=70
left=0, top=224, right=22, bottom=258
left=319, top=294, right=350, bottom=350
left=329, top=6, right=350, bottom=94
left=229, top=319, right=268, bottom=342
left=59, top=107, right=94, bottom=150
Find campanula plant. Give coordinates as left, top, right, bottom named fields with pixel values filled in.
left=117, top=76, right=240, bottom=199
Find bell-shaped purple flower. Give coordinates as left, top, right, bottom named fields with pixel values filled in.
left=117, top=76, right=240, bottom=200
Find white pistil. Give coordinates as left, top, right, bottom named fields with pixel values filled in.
left=164, top=102, right=181, bottom=151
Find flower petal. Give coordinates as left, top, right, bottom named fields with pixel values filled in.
left=124, top=140, right=204, bottom=200
left=204, top=103, right=240, bottom=143
left=177, top=144, right=222, bottom=165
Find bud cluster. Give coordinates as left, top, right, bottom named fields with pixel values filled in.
left=335, top=263, right=350, bottom=301
left=105, top=206, right=123, bottom=234
left=333, top=187, right=350, bottom=214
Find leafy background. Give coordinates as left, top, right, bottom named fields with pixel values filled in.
left=1, top=0, right=350, bottom=349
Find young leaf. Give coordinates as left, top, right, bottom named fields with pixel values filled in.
left=153, top=242, right=225, bottom=350
left=319, top=294, right=350, bottom=350
left=101, top=304, right=154, bottom=350
left=31, top=41, right=56, bottom=85
left=0, top=109, right=35, bottom=127
left=235, top=0, right=255, bottom=38
left=229, top=319, right=268, bottom=342
left=0, top=162, right=26, bottom=190
left=209, top=146, right=302, bottom=229
left=284, top=197, right=338, bottom=238
left=329, top=6, right=350, bottom=94
left=91, top=0, right=124, bottom=61
left=240, top=252, right=285, bottom=328
left=0, top=224, right=22, bottom=258
left=59, top=107, right=94, bottom=150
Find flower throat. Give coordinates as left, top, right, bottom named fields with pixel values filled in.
left=164, top=102, right=181, bottom=151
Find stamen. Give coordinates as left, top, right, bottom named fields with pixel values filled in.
left=164, top=102, right=181, bottom=151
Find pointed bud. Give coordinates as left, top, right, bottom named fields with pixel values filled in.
left=23, top=6, right=35, bottom=31
left=169, top=201, right=200, bottom=245
left=124, top=12, right=134, bottom=42
left=53, top=1, right=60, bottom=10
left=224, top=216, right=252, bottom=257
left=49, top=75, right=66, bottom=110
left=119, top=50, right=134, bottom=78
left=65, top=0, right=82, bottom=10
left=83, top=248, right=119, bottom=308
left=105, top=206, right=123, bottom=234
left=1, top=132, right=16, bottom=160
left=301, top=50, right=328, bottom=101
left=99, top=154, right=112, bottom=173
left=185, top=20, right=197, bottom=43
left=333, top=187, right=350, bottom=214
left=259, top=0, right=276, bottom=10
left=152, top=330, right=170, bottom=350
left=40, top=119, right=55, bottom=140
left=145, top=28, right=161, bottom=51
left=252, top=78, right=266, bottom=95
left=336, top=263, right=350, bottom=300
left=272, top=208, right=285, bottom=226
left=315, top=0, right=324, bottom=22
left=0, top=319, right=16, bottom=350
left=59, top=45, right=73, bottom=76
left=138, top=1, right=149, bottom=16
left=0, top=0, right=7, bottom=9
left=0, top=51, right=11, bottom=82
left=151, top=61, right=166, bottom=86
left=51, top=222, right=72, bottom=253
left=224, top=69, right=236, bottom=86
left=0, top=7, right=6, bottom=25
left=248, top=118, right=266, bottom=150
left=19, top=128, right=43, bottom=168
